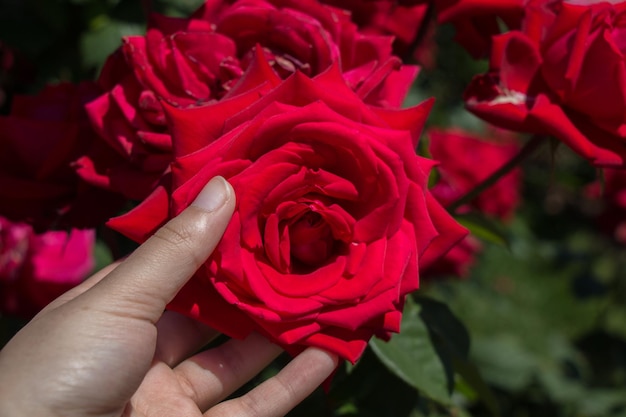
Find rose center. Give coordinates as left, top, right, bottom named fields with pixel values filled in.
left=289, top=211, right=334, bottom=266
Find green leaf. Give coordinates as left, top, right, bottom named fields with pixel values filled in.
left=454, top=212, right=511, bottom=248
left=93, top=239, right=114, bottom=274
left=453, top=356, right=501, bottom=417
left=370, top=299, right=451, bottom=405
left=416, top=296, right=470, bottom=359
left=80, top=17, right=145, bottom=70
left=416, top=296, right=500, bottom=416
left=415, top=296, right=464, bottom=399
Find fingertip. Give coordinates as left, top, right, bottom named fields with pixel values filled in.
left=191, top=176, right=235, bottom=213
left=306, top=347, right=340, bottom=370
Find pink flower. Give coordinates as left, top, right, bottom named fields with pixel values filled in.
left=0, top=216, right=95, bottom=318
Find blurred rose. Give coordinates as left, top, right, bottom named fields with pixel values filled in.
left=108, top=68, right=466, bottom=363
left=0, top=83, right=126, bottom=230
left=465, top=1, right=626, bottom=167
left=0, top=216, right=95, bottom=319
left=82, top=0, right=418, bottom=201
left=320, top=0, right=430, bottom=56
left=587, top=169, right=626, bottom=244
left=421, top=236, right=481, bottom=278
left=422, top=127, right=522, bottom=278
left=428, top=127, right=522, bottom=219
left=435, top=0, right=525, bottom=58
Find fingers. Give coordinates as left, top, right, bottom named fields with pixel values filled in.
left=174, top=333, right=283, bottom=410
left=203, top=348, right=338, bottom=417
left=78, top=176, right=235, bottom=324
left=155, top=311, right=220, bottom=366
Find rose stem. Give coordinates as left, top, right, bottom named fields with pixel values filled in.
left=447, top=134, right=545, bottom=213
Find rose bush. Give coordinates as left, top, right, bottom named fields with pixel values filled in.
left=107, top=66, right=467, bottom=362
left=81, top=0, right=418, bottom=200
left=0, top=82, right=125, bottom=231
left=464, top=1, right=626, bottom=167
left=423, top=127, right=521, bottom=278
left=0, top=216, right=95, bottom=318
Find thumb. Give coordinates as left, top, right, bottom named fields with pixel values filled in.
left=80, top=176, right=235, bottom=323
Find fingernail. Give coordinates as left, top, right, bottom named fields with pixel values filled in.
left=191, top=176, right=231, bottom=212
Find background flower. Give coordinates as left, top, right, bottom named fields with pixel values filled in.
left=435, top=0, right=525, bottom=58
left=0, top=216, right=95, bottom=319
left=464, top=1, right=626, bottom=167
left=0, top=82, right=126, bottom=230
left=81, top=0, right=418, bottom=200
left=422, top=127, right=522, bottom=278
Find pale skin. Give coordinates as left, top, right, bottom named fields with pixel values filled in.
left=0, top=176, right=338, bottom=417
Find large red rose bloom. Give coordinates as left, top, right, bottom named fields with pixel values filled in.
left=108, top=67, right=466, bottom=363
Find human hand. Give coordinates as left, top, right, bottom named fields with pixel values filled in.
left=0, top=176, right=338, bottom=417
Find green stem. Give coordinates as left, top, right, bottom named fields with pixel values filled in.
left=448, top=134, right=545, bottom=214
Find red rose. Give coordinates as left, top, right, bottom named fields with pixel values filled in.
left=587, top=168, right=626, bottom=244
left=422, top=127, right=522, bottom=278
left=0, top=83, right=125, bottom=230
left=320, top=0, right=430, bottom=56
left=435, top=0, right=526, bottom=58
left=421, top=236, right=481, bottom=278
left=0, top=216, right=95, bottom=319
left=428, top=127, right=522, bottom=219
left=464, top=1, right=626, bottom=167
left=108, top=68, right=467, bottom=363
left=82, top=0, right=418, bottom=200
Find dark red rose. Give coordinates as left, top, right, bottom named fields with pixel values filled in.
left=422, top=127, right=522, bottom=278
left=108, top=68, right=467, bottom=363
left=0, top=216, right=95, bottom=319
left=587, top=168, right=626, bottom=244
left=435, top=0, right=526, bottom=58
left=82, top=0, right=418, bottom=201
left=320, top=0, right=430, bottom=56
left=428, top=127, right=522, bottom=219
left=0, top=83, right=125, bottom=230
left=421, top=235, right=481, bottom=278
left=465, top=1, right=626, bottom=167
